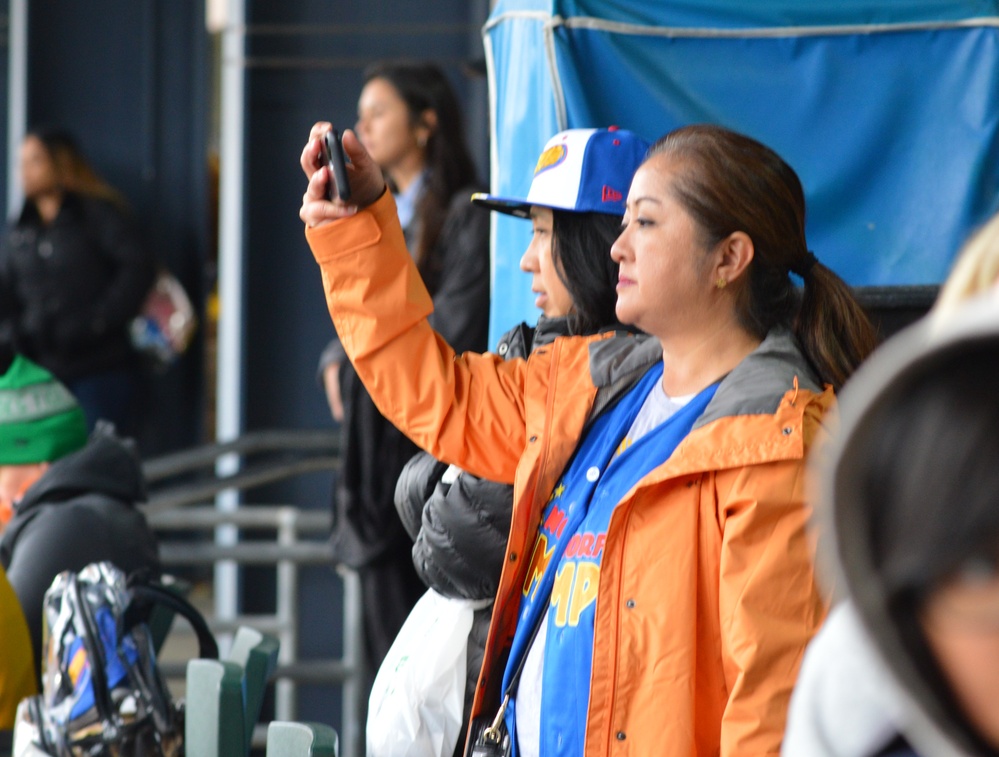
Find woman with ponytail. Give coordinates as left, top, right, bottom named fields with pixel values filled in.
left=300, top=121, right=874, bottom=756
left=640, top=124, right=875, bottom=391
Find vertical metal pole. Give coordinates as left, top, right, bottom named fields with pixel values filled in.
left=7, top=0, right=27, bottom=217
left=214, top=0, right=246, bottom=624
left=339, top=566, right=364, bottom=757
left=275, top=508, right=298, bottom=720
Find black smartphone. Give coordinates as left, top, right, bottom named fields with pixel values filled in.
left=319, top=128, right=351, bottom=201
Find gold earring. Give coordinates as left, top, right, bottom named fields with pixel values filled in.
left=715, top=277, right=727, bottom=289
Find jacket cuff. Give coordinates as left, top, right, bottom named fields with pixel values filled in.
left=305, top=189, right=397, bottom=265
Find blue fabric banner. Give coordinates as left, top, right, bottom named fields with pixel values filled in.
left=550, top=0, right=999, bottom=27
left=483, top=1, right=999, bottom=345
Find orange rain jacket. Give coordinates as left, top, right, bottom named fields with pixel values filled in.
left=306, top=191, right=831, bottom=756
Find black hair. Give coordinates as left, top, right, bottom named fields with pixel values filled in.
left=362, top=61, right=478, bottom=280
left=854, top=345, right=999, bottom=594
left=841, top=340, right=999, bottom=754
left=24, top=125, right=127, bottom=209
left=550, top=210, right=625, bottom=335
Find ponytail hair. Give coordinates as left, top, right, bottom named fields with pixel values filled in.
left=795, top=261, right=878, bottom=390
left=647, top=124, right=876, bottom=389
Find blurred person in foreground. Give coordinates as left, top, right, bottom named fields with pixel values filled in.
left=785, top=212, right=999, bottom=757
left=300, top=122, right=877, bottom=755
left=0, top=563, right=35, bottom=740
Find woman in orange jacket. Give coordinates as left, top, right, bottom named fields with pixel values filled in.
left=299, top=122, right=876, bottom=756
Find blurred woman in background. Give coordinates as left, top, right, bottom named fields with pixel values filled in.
left=0, top=127, right=154, bottom=434
left=316, top=61, right=491, bottom=678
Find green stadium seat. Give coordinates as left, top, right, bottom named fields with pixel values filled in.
left=266, top=721, right=339, bottom=757
left=185, top=659, right=246, bottom=757
left=228, top=626, right=281, bottom=745
left=184, top=626, right=281, bottom=757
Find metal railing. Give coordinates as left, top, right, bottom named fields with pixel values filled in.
left=140, top=429, right=363, bottom=757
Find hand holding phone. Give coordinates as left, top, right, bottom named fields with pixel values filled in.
left=319, top=128, right=351, bottom=201
left=302, top=124, right=387, bottom=226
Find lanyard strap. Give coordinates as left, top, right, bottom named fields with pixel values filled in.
left=481, top=582, right=550, bottom=742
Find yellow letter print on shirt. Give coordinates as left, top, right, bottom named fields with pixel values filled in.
left=551, top=562, right=600, bottom=627
left=523, top=534, right=554, bottom=602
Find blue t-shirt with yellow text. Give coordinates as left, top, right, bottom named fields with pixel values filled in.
left=502, top=363, right=718, bottom=756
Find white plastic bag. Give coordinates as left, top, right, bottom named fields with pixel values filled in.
left=366, top=588, right=487, bottom=757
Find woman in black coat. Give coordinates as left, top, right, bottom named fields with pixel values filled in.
left=317, top=62, right=492, bottom=678
left=0, top=127, right=154, bottom=433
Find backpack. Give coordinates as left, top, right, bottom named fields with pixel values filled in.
left=12, top=561, right=217, bottom=756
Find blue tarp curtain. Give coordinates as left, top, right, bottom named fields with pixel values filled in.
left=482, top=0, right=999, bottom=343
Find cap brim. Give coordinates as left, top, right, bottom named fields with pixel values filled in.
left=470, top=192, right=531, bottom=219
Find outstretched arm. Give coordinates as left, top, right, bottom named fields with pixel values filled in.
left=300, top=124, right=529, bottom=484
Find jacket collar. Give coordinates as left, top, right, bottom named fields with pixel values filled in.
left=697, top=327, right=822, bottom=429
left=587, top=332, right=661, bottom=422
left=588, top=327, right=821, bottom=428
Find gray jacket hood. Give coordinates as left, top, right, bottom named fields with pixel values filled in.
left=812, top=293, right=999, bottom=757
left=587, top=327, right=822, bottom=428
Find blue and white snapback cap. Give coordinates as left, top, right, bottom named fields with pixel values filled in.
left=472, top=126, right=650, bottom=219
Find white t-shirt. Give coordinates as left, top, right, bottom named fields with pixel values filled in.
left=623, top=382, right=695, bottom=447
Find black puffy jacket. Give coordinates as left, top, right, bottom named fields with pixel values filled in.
left=0, top=193, right=155, bottom=381
left=393, top=315, right=571, bottom=754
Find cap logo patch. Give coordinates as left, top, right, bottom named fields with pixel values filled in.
left=534, top=144, right=567, bottom=176
left=601, top=185, right=623, bottom=203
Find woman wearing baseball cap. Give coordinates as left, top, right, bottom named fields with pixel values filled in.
left=389, top=127, right=649, bottom=756
left=300, top=122, right=875, bottom=755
